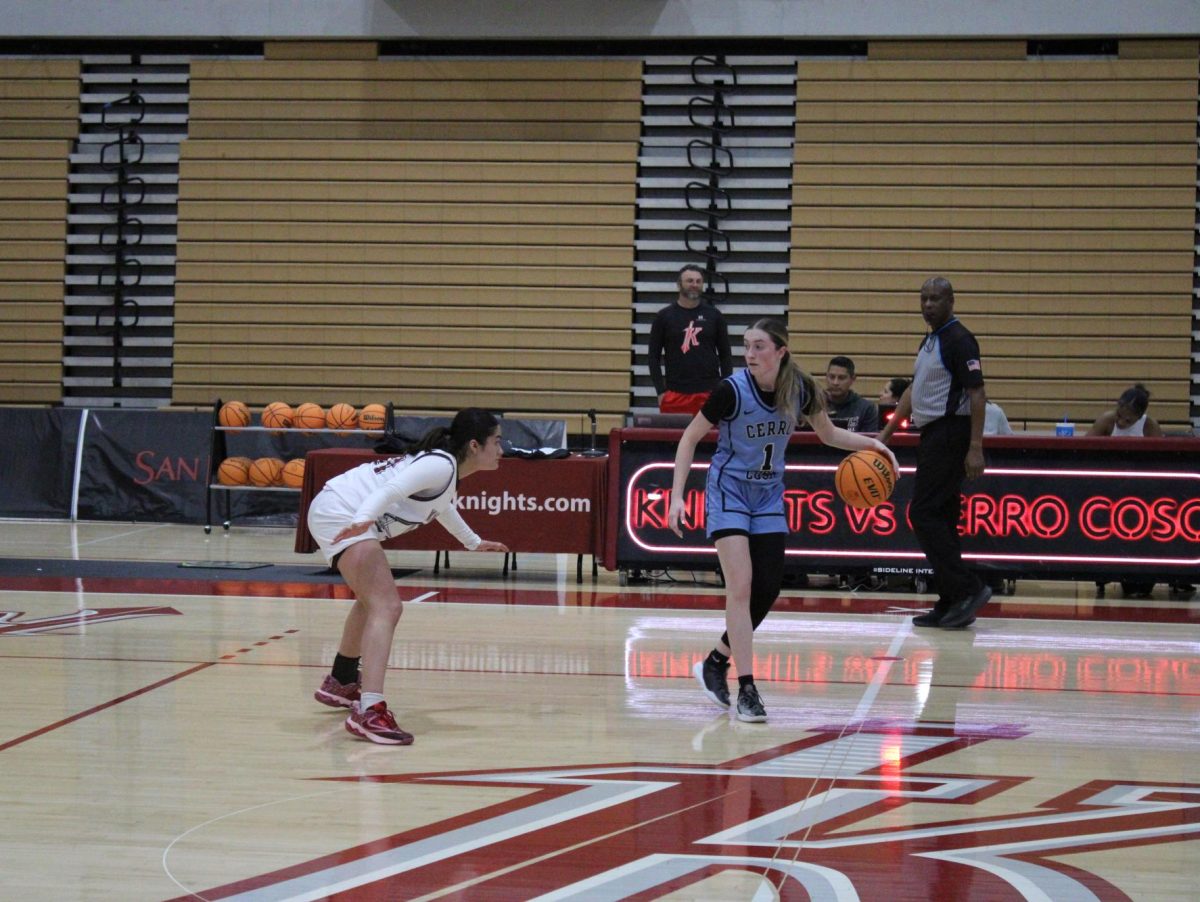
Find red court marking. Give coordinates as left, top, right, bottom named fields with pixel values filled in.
left=0, top=662, right=213, bottom=753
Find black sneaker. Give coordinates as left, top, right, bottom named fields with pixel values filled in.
left=940, top=585, right=993, bottom=630
left=694, top=657, right=731, bottom=709
left=912, top=606, right=948, bottom=627
left=735, top=683, right=767, bottom=723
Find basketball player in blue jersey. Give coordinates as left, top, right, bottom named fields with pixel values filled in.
left=668, top=319, right=898, bottom=722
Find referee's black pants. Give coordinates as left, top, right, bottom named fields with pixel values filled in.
left=910, top=415, right=982, bottom=606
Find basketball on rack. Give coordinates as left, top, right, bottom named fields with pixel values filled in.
left=217, top=456, right=252, bottom=486
left=218, top=400, right=250, bottom=428
left=359, top=403, right=386, bottom=432
left=261, top=402, right=293, bottom=430
left=293, top=402, right=325, bottom=431
left=281, top=458, right=306, bottom=488
left=326, top=403, right=358, bottom=432
left=835, top=449, right=897, bottom=509
left=248, top=457, right=284, bottom=486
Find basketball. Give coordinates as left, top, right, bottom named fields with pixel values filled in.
left=248, top=456, right=284, bottom=486
left=326, top=403, right=358, bottom=432
left=261, top=401, right=293, bottom=430
left=835, top=449, right=897, bottom=509
left=359, top=403, right=386, bottom=432
left=216, top=456, right=252, bottom=486
left=281, top=457, right=306, bottom=488
left=218, top=400, right=250, bottom=428
left=293, top=402, right=325, bottom=431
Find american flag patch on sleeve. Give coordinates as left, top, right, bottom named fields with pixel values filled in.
left=967, top=359, right=981, bottom=372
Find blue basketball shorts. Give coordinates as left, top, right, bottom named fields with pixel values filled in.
left=704, top=473, right=787, bottom=537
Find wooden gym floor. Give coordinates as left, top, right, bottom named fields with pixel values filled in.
left=0, top=519, right=1196, bottom=900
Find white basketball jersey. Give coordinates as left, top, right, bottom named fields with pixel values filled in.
left=323, top=449, right=480, bottom=548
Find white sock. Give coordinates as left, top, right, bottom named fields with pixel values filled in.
left=358, top=692, right=385, bottom=713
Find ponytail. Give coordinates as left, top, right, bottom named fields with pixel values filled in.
left=749, top=318, right=825, bottom=429
left=408, top=408, right=499, bottom=464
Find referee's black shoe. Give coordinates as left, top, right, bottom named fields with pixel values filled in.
left=940, top=585, right=993, bottom=630
left=912, top=601, right=951, bottom=627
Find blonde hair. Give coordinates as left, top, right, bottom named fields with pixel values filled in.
left=748, top=318, right=824, bottom=428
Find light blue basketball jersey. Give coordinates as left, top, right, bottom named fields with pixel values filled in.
left=708, top=369, right=796, bottom=488
left=704, top=369, right=803, bottom=536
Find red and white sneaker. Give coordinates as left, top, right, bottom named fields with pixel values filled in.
left=314, top=674, right=360, bottom=709
left=345, top=701, right=414, bottom=745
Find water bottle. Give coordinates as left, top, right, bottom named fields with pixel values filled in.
left=1055, top=416, right=1074, bottom=437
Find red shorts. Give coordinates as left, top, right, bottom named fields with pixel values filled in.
left=660, top=391, right=710, bottom=416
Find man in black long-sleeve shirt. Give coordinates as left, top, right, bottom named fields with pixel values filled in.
left=648, top=265, right=733, bottom=414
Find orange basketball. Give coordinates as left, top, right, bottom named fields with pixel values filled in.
left=248, top=456, right=284, bottom=487
left=326, top=403, right=358, bottom=432
left=218, top=400, right=250, bottom=428
left=359, top=403, right=387, bottom=432
left=261, top=401, right=293, bottom=430
left=217, top=456, right=252, bottom=486
left=835, top=449, right=897, bottom=509
left=281, top=457, right=306, bottom=488
left=292, top=402, right=326, bottom=431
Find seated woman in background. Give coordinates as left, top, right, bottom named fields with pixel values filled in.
left=1087, top=383, right=1162, bottom=437
left=878, top=377, right=910, bottom=406
left=1085, top=384, right=1189, bottom=599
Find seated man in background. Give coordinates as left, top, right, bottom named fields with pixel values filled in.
left=1087, top=383, right=1162, bottom=437
left=824, top=356, right=879, bottom=433
left=827, top=355, right=883, bottom=589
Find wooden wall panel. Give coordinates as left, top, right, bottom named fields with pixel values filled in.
left=174, top=59, right=639, bottom=428
left=790, top=45, right=1199, bottom=430
left=0, top=60, right=77, bottom=404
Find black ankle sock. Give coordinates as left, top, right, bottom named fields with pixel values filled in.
left=332, top=653, right=360, bottom=684
left=708, top=649, right=729, bottom=666
left=738, top=674, right=755, bottom=689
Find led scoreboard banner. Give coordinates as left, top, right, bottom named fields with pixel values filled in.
left=605, top=428, right=1200, bottom=583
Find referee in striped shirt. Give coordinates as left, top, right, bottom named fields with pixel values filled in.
left=878, top=277, right=991, bottom=629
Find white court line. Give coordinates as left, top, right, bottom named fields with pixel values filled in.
left=405, top=592, right=439, bottom=604
left=852, top=618, right=913, bottom=722
left=768, top=616, right=913, bottom=891
left=72, top=522, right=171, bottom=548
left=162, top=787, right=352, bottom=901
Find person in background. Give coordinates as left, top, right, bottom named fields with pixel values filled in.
left=824, top=355, right=879, bottom=432
left=1086, top=384, right=1186, bottom=597
left=878, top=376, right=911, bottom=431
left=878, top=276, right=990, bottom=631
left=878, top=377, right=910, bottom=406
left=308, top=409, right=509, bottom=745
left=669, top=319, right=897, bottom=723
left=1087, top=383, right=1162, bottom=437
left=648, top=264, right=733, bottom=415
left=984, top=400, right=1013, bottom=436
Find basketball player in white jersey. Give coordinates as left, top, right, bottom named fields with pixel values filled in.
left=308, top=408, right=508, bottom=744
